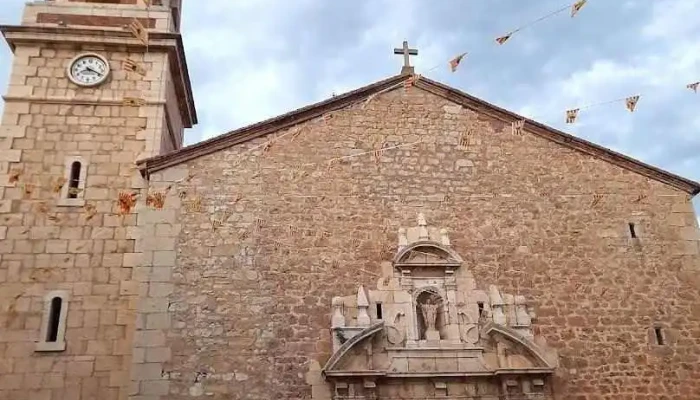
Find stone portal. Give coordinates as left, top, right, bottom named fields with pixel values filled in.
left=309, top=214, right=559, bottom=399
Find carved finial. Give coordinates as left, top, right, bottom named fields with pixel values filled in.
left=357, top=286, right=371, bottom=326
left=417, top=213, right=429, bottom=240
left=515, top=295, right=531, bottom=327
left=417, top=213, right=427, bottom=227
left=398, top=228, right=408, bottom=249
left=440, top=228, right=450, bottom=246
left=331, top=297, right=345, bottom=328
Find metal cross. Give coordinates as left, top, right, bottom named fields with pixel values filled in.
left=394, top=40, right=418, bottom=73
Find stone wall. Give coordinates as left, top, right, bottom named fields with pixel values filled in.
left=148, top=85, right=700, bottom=399
left=0, top=39, right=173, bottom=400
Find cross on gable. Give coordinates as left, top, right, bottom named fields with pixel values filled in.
left=393, top=40, right=418, bottom=74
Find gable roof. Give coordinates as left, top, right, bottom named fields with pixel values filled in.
left=137, top=73, right=700, bottom=195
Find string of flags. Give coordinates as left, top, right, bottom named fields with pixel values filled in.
left=440, top=0, right=588, bottom=75
left=495, top=0, right=587, bottom=46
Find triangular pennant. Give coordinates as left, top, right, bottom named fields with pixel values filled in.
left=496, top=33, right=512, bottom=45
left=687, top=82, right=699, bottom=93
left=625, top=95, right=640, bottom=112
left=122, top=97, right=145, bottom=107
left=566, top=109, right=580, bottom=124
left=449, top=53, right=467, bottom=72
left=123, top=59, right=147, bottom=76
left=571, top=0, right=587, bottom=17
left=403, top=74, right=421, bottom=92
left=511, top=120, right=525, bottom=136
left=126, top=18, right=149, bottom=45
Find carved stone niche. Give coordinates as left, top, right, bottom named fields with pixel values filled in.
left=312, top=214, right=559, bottom=400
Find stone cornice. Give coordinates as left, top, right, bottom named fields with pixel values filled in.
left=0, top=24, right=197, bottom=128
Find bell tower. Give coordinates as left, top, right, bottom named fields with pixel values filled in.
left=0, top=1, right=195, bottom=399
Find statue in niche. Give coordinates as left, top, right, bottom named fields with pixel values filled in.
left=416, top=291, right=442, bottom=341
left=421, top=298, right=439, bottom=331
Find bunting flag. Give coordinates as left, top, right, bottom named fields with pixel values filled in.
left=625, top=95, right=640, bottom=112
left=183, top=196, right=203, bottom=212
left=122, top=97, right=145, bottom=107
left=126, top=18, right=149, bottom=45
left=496, top=33, right=512, bottom=45
left=571, top=0, right=587, bottom=17
left=449, top=53, right=467, bottom=72
left=123, top=59, right=147, bottom=76
left=566, top=109, right=580, bottom=124
left=687, top=82, right=700, bottom=93
left=458, top=132, right=471, bottom=150
left=633, top=194, right=648, bottom=203
left=404, top=75, right=420, bottom=92
left=511, top=120, right=525, bottom=136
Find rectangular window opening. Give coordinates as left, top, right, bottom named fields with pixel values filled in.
left=376, top=303, right=383, bottom=320
left=47, top=297, right=63, bottom=342
left=629, top=223, right=637, bottom=238
left=67, top=161, right=82, bottom=199
left=477, top=301, right=485, bottom=318
left=654, top=327, right=665, bottom=345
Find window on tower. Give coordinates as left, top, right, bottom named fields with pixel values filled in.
left=58, top=156, right=87, bottom=207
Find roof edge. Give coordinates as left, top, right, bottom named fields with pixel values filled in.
left=137, top=71, right=700, bottom=196
left=415, top=77, right=700, bottom=195
left=137, top=73, right=409, bottom=175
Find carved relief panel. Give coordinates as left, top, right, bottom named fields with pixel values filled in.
left=313, top=214, right=558, bottom=400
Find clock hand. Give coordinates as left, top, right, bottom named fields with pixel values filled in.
left=85, top=66, right=103, bottom=77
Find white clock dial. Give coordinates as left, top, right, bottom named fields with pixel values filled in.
left=67, top=53, right=111, bottom=87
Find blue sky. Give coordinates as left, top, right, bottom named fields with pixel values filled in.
left=1, top=0, right=699, bottom=214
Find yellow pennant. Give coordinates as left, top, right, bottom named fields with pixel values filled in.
left=566, top=109, right=580, bottom=124
left=496, top=33, right=512, bottom=45
left=511, top=120, right=525, bottom=136
left=123, top=59, right=147, bottom=76
left=571, top=0, right=587, bottom=17
left=126, top=18, right=149, bottom=45
left=449, top=53, right=467, bottom=72
left=122, top=97, right=145, bottom=107
left=687, top=82, right=700, bottom=93
left=625, top=95, right=640, bottom=112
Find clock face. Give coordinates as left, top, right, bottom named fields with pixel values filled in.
left=67, top=53, right=110, bottom=87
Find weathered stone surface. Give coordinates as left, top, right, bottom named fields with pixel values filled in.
left=152, top=86, right=700, bottom=399
left=0, top=1, right=187, bottom=400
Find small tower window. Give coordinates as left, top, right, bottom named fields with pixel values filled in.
left=376, top=303, right=383, bottom=320
left=36, top=291, right=69, bottom=352
left=58, top=156, right=87, bottom=207
left=46, top=297, right=62, bottom=342
left=654, top=327, right=665, bottom=345
left=629, top=223, right=637, bottom=238
left=67, top=161, right=81, bottom=199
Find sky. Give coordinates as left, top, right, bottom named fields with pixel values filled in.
left=0, top=0, right=698, bottom=215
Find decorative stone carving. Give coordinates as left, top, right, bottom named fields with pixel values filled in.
left=318, top=214, right=558, bottom=400
left=356, top=286, right=370, bottom=327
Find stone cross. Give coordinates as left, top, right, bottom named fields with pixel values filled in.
left=394, top=40, right=418, bottom=74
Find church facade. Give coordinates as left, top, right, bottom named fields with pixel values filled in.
left=1, top=1, right=700, bottom=400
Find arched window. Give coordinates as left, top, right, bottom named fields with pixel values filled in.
left=36, top=291, right=69, bottom=352
left=58, top=156, right=87, bottom=207
left=46, top=297, right=63, bottom=342
left=67, top=161, right=81, bottom=199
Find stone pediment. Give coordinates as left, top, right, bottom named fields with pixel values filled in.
left=312, top=215, right=558, bottom=400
